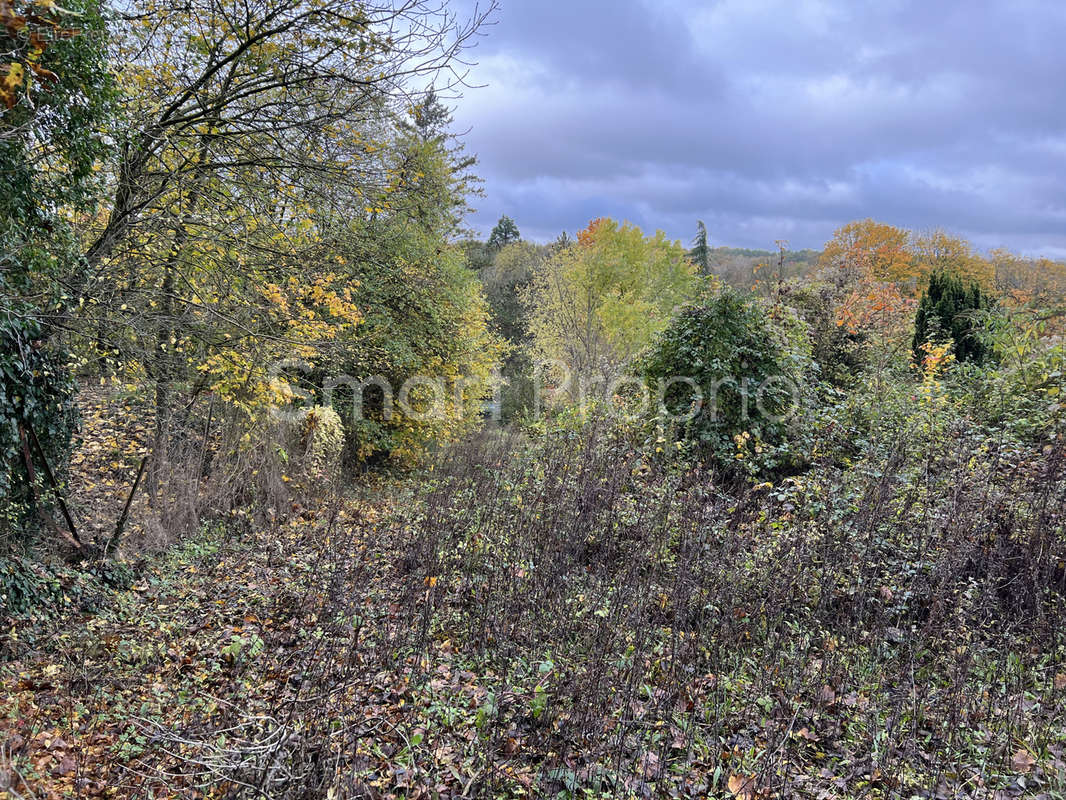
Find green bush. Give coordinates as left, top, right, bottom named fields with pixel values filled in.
left=913, top=271, right=992, bottom=365
left=639, top=289, right=811, bottom=475
left=1, top=318, right=80, bottom=550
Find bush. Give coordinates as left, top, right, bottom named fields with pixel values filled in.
left=298, top=405, right=344, bottom=483
left=780, top=281, right=866, bottom=388
left=639, top=289, right=811, bottom=474
left=1, top=318, right=80, bottom=551
left=913, top=271, right=992, bottom=365
left=310, top=222, right=504, bottom=464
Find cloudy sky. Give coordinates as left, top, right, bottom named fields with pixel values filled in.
left=449, top=0, right=1066, bottom=256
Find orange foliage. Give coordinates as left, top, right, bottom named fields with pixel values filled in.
left=576, top=217, right=608, bottom=248
left=836, top=282, right=915, bottom=337
left=820, top=219, right=911, bottom=284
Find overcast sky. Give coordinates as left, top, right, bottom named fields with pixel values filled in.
left=449, top=0, right=1066, bottom=256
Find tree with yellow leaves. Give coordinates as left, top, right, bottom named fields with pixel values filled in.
left=910, top=229, right=995, bottom=293
left=523, top=218, right=699, bottom=400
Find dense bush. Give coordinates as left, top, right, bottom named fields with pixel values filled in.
left=310, top=222, right=504, bottom=464
left=913, top=271, right=993, bottom=365
left=640, top=289, right=812, bottom=474
left=0, top=319, right=80, bottom=550
left=781, top=282, right=867, bottom=388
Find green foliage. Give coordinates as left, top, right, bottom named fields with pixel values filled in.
left=395, top=90, right=480, bottom=234
left=913, top=271, right=993, bottom=365
left=689, top=220, right=711, bottom=276
left=478, top=241, right=548, bottom=419
left=487, top=214, right=520, bottom=250
left=0, top=0, right=113, bottom=549
left=640, top=289, right=809, bottom=474
left=955, top=308, right=1066, bottom=441
left=312, top=221, right=504, bottom=463
left=0, top=0, right=114, bottom=243
left=1, top=319, right=80, bottom=550
left=781, top=282, right=866, bottom=388
left=524, top=218, right=699, bottom=394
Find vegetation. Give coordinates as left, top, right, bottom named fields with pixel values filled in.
left=913, top=272, right=994, bottom=366
left=640, top=290, right=811, bottom=474
left=523, top=218, right=699, bottom=398
left=2, top=2, right=1066, bottom=798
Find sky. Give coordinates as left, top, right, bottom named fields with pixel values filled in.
left=447, top=0, right=1066, bottom=256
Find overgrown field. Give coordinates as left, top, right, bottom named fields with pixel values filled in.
left=4, top=418, right=1065, bottom=799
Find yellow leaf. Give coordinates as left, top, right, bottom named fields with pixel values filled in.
left=727, top=773, right=756, bottom=799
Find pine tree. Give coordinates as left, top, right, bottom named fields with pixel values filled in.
left=488, top=215, right=521, bottom=250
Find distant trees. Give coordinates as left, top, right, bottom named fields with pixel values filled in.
left=523, top=218, right=698, bottom=396
left=990, top=249, right=1066, bottom=304
left=820, top=221, right=995, bottom=294
left=910, top=230, right=994, bottom=292
left=819, top=219, right=911, bottom=285
left=913, top=272, right=993, bottom=366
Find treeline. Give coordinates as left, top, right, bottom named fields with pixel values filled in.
left=467, top=213, right=1065, bottom=473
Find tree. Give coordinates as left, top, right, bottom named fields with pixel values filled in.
left=488, top=215, right=520, bottom=250
left=523, top=218, right=698, bottom=397
left=480, top=241, right=547, bottom=419
left=1, top=0, right=114, bottom=549
left=689, top=220, right=711, bottom=276
left=395, top=89, right=481, bottom=234
left=65, top=0, right=494, bottom=463
left=910, top=230, right=994, bottom=292
left=990, top=249, right=1066, bottom=305
left=481, top=241, right=543, bottom=345
left=819, top=219, right=911, bottom=286
left=913, top=272, right=993, bottom=366
left=310, top=220, right=504, bottom=463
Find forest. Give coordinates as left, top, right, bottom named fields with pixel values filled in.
left=1, top=0, right=1065, bottom=798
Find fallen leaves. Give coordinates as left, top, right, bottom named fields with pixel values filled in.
left=1012, top=748, right=1037, bottom=774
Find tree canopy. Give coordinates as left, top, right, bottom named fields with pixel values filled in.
left=523, top=218, right=699, bottom=396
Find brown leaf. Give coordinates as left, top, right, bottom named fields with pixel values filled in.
left=797, top=726, right=820, bottom=742
left=1054, top=673, right=1066, bottom=691
left=1012, top=748, right=1037, bottom=774
left=728, top=773, right=757, bottom=799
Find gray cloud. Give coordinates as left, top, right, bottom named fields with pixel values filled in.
left=452, top=0, right=1066, bottom=257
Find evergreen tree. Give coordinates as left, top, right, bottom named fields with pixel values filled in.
left=488, top=215, right=521, bottom=250
left=690, top=220, right=711, bottom=275
left=912, top=272, right=992, bottom=365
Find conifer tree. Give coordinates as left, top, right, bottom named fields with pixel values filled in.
left=912, top=272, right=992, bottom=365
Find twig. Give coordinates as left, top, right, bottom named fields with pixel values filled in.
left=105, top=455, right=149, bottom=557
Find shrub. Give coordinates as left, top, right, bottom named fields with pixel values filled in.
left=912, top=271, right=992, bottom=365
left=639, top=289, right=810, bottom=474
left=1, top=318, right=80, bottom=551
left=300, top=405, right=345, bottom=482
left=780, top=281, right=866, bottom=388
left=281, top=405, right=344, bottom=488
